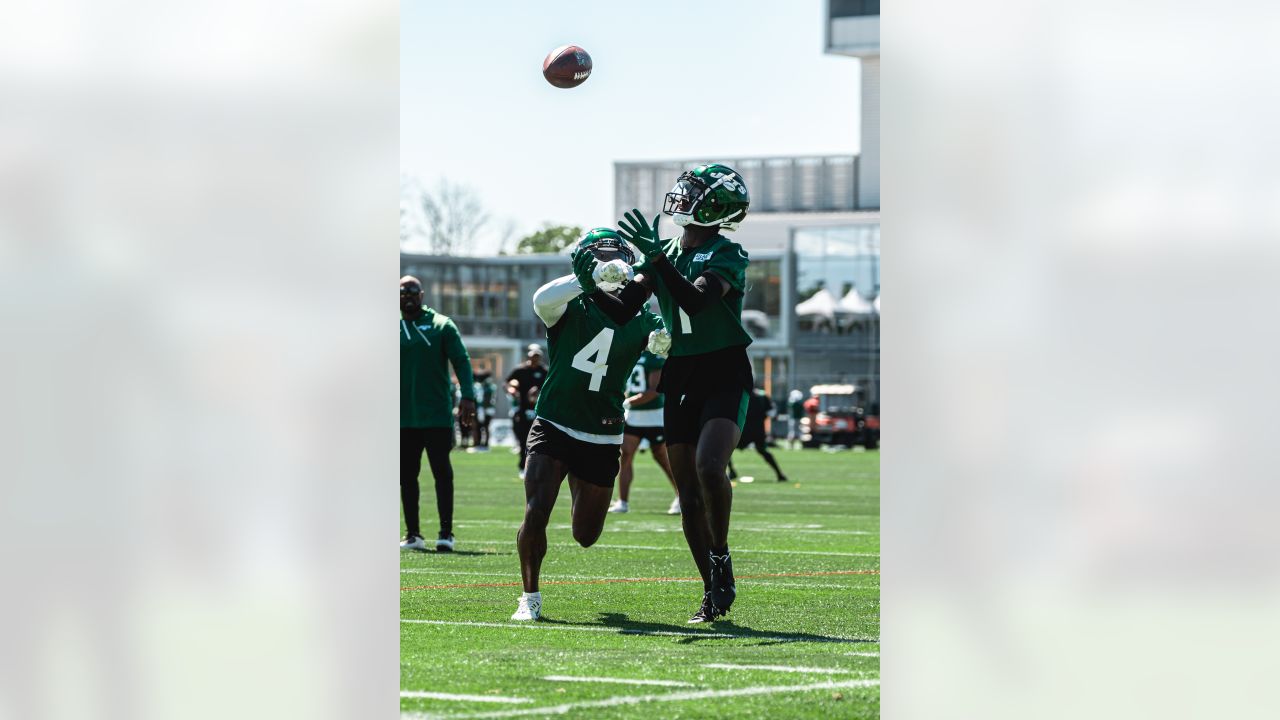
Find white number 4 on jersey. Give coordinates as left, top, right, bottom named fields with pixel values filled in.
left=571, top=328, right=615, bottom=392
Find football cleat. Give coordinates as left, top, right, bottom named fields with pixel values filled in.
left=708, top=551, right=736, bottom=612
left=436, top=533, right=455, bottom=552
left=608, top=499, right=629, bottom=514
left=687, top=591, right=725, bottom=624
left=511, top=592, right=542, bottom=621
left=667, top=497, right=682, bottom=515
left=400, top=535, right=427, bottom=551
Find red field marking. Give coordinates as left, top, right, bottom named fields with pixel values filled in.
left=401, top=569, right=879, bottom=592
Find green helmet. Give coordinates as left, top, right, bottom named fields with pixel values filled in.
left=570, top=227, right=637, bottom=265
left=663, top=163, right=750, bottom=231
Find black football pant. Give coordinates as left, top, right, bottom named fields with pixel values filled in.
left=401, top=427, right=455, bottom=539
left=513, top=415, right=534, bottom=471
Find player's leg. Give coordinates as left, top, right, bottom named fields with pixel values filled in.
left=649, top=441, right=681, bottom=514
left=399, top=428, right=427, bottom=550
left=422, top=427, right=456, bottom=551
left=611, top=432, right=641, bottom=512
left=515, top=416, right=533, bottom=475
left=566, top=439, right=620, bottom=546
left=514, top=451, right=568, bottom=620
left=693, top=390, right=745, bottom=614
left=755, top=440, right=788, bottom=482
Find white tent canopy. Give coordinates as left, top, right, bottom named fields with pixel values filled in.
left=795, top=288, right=838, bottom=318
left=838, top=287, right=877, bottom=315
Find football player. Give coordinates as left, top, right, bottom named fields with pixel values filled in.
left=609, top=347, right=680, bottom=515
left=511, top=229, right=670, bottom=622
left=583, top=163, right=753, bottom=622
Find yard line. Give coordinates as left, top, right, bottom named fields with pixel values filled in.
left=400, top=691, right=530, bottom=704
left=702, top=663, right=858, bottom=674
left=400, top=619, right=877, bottom=644
left=561, top=543, right=878, bottom=558
left=416, top=679, right=880, bottom=719
left=541, top=675, right=694, bottom=687
left=401, top=568, right=879, bottom=591
left=844, top=652, right=881, bottom=657
left=451, top=520, right=875, bottom=536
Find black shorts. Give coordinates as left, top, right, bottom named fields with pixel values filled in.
left=664, top=386, right=751, bottom=446
left=737, top=429, right=766, bottom=450
left=658, top=344, right=754, bottom=398
left=624, top=423, right=665, bottom=445
left=526, top=417, right=621, bottom=488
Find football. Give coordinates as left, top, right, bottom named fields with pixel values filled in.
left=542, top=45, right=592, bottom=89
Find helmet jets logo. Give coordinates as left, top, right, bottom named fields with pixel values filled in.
left=709, top=171, right=743, bottom=194
left=663, top=163, right=751, bottom=231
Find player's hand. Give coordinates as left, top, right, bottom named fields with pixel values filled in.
left=573, top=249, right=598, bottom=293
left=458, top=398, right=477, bottom=433
left=618, top=209, right=664, bottom=259
left=647, top=328, right=672, bottom=357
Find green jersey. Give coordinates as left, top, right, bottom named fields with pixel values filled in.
left=645, top=234, right=752, bottom=356
left=535, top=297, right=664, bottom=440
left=401, top=307, right=474, bottom=428
left=626, top=351, right=665, bottom=411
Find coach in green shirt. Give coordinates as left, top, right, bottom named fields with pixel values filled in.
left=401, top=275, right=475, bottom=552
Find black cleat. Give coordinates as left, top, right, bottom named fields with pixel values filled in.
left=436, top=533, right=455, bottom=552
left=687, top=591, right=725, bottom=624
left=708, top=551, right=736, bottom=612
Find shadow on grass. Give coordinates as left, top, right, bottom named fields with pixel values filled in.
left=538, top=612, right=876, bottom=646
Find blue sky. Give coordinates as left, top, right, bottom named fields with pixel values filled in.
left=401, top=0, right=861, bottom=253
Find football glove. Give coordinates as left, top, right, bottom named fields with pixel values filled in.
left=593, top=259, right=634, bottom=292
left=647, top=328, right=672, bottom=357
left=618, top=210, right=664, bottom=259
left=573, top=249, right=599, bottom=293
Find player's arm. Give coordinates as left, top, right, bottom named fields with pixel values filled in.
left=586, top=283, right=652, bottom=325
left=647, top=255, right=728, bottom=315
left=443, top=320, right=476, bottom=430
left=532, top=273, right=583, bottom=327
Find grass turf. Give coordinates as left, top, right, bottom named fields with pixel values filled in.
left=401, top=445, right=879, bottom=719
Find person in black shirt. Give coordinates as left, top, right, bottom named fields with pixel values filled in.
left=506, top=344, right=547, bottom=479
left=727, top=387, right=788, bottom=483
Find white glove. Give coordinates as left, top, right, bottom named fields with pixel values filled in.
left=647, top=328, right=672, bottom=357
left=593, top=259, right=634, bottom=293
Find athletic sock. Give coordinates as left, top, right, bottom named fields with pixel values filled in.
left=710, top=546, right=729, bottom=557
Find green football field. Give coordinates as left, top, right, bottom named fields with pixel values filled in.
left=401, top=445, right=880, bottom=719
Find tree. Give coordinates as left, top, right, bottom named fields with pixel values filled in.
left=515, top=224, right=583, bottom=255
left=419, top=179, right=490, bottom=255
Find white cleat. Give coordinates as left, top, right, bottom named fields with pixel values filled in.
left=667, top=497, right=682, bottom=515
left=400, top=535, right=427, bottom=551
left=511, top=592, right=542, bottom=621
left=608, top=499, right=629, bottom=514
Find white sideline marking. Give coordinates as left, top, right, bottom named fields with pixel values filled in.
left=542, top=675, right=694, bottom=687
left=425, top=679, right=880, bottom=719
left=703, top=663, right=857, bottom=674
left=562, top=543, right=878, bottom=558
left=401, top=619, right=877, bottom=644
left=399, top=570, right=877, bottom=589
left=844, top=652, right=880, bottom=657
left=400, top=691, right=530, bottom=704
left=452, top=520, right=874, bottom=536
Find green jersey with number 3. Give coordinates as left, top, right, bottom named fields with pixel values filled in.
left=626, top=351, right=666, bottom=411
left=535, top=297, right=664, bottom=438
left=645, top=234, right=752, bottom=356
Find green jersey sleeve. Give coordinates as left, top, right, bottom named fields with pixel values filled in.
left=704, top=241, right=749, bottom=293
left=442, top=319, right=475, bottom=400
